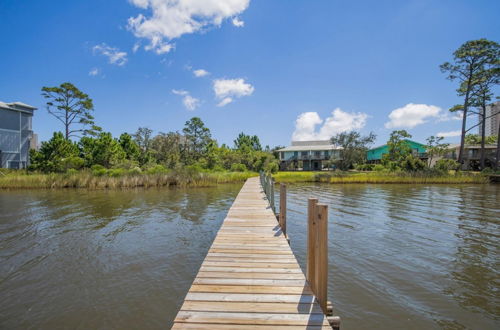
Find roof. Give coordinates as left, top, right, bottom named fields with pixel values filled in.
left=0, top=101, right=37, bottom=112
left=277, top=145, right=341, bottom=152
left=368, top=139, right=425, bottom=151
left=291, top=140, right=332, bottom=146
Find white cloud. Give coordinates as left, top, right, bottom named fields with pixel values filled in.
left=213, top=78, right=254, bottom=106
left=132, top=42, right=140, bottom=53
left=88, top=68, right=100, bottom=76
left=217, top=97, right=233, bottom=107
left=172, top=89, right=200, bottom=111
left=292, top=108, right=368, bottom=141
left=93, top=43, right=128, bottom=66
left=437, top=130, right=461, bottom=138
left=127, top=0, right=250, bottom=54
left=385, top=103, right=441, bottom=129
left=437, top=111, right=463, bottom=122
left=232, top=17, right=244, bottom=27
left=193, top=69, right=210, bottom=77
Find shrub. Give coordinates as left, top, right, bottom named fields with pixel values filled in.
left=144, top=164, right=166, bottom=174
left=355, top=164, right=374, bottom=171
left=434, top=159, right=460, bottom=172
left=230, top=163, right=247, bottom=172
left=401, top=155, right=427, bottom=172
left=373, top=164, right=385, bottom=172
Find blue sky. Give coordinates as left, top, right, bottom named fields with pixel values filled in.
left=1, top=0, right=499, bottom=147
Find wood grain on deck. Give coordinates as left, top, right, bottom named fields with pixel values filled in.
left=172, top=177, right=331, bottom=329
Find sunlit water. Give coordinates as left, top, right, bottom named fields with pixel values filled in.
left=1, top=183, right=499, bottom=329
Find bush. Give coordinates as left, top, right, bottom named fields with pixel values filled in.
left=373, top=164, right=385, bottom=172
left=144, top=164, right=166, bottom=174
left=61, top=156, right=84, bottom=171
left=355, top=164, right=374, bottom=171
left=230, top=163, right=247, bottom=172
left=401, top=155, right=427, bottom=172
left=434, top=159, right=460, bottom=172
left=107, top=168, right=125, bottom=177
left=91, top=164, right=107, bottom=176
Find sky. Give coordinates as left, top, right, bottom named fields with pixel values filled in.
left=1, top=0, right=499, bottom=148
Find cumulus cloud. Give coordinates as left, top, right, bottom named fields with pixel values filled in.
left=172, top=89, right=200, bottom=111
left=93, top=43, right=128, bottom=66
left=385, top=103, right=441, bottom=129
left=127, top=0, right=250, bottom=54
left=193, top=69, right=209, bottom=77
left=88, top=68, right=100, bottom=76
left=232, top=17, right=244, bottom=27
left=292, top=108, right=368, bottom=141
left=213, top=78, right=254, bottom=106
left=437, top=130, right=461, bottom=138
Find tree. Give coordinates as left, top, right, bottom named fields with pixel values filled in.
left=151, top=132, right=182, bottom=168
left=119, top=133, right=140, bottom=162
left=469, top=65, right=500, bottom=169
left=330, top=131, right=376, bottom=170
left=133, top=127, right=154, bottom=165
left=29, top=132, right=82, bottom=172
left=440, top=39, right=499, bottom=164
left=426, top=136, right=450, bottom=167
left=464, top=134, right=497, bottom=145
left=384, top=130, right=412, bottom=163
left=182, top=117, right=212, bottom=163
left=79, top=132, right=125, bottom=168
left=41, top=82, right=101, bottom=139
left=234, top=133, right=262, bottom=151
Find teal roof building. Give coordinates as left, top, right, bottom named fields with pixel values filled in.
left=367, top=139, right=427, bottom=162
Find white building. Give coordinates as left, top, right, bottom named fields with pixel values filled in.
left=479, top=101, right=500, bottom=137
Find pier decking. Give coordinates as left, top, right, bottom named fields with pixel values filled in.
left=172, top=177, right=332, bottom=329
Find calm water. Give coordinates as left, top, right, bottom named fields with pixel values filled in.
left=1, top=184, right=499, bottom=329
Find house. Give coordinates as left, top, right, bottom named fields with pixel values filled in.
left=366, top=139, right=427, bottom=163
left=0, top=101, right=37, bottom=169
left=277, top=140, right=341, bottom=171
left=443, top=144, right=498, bottom=170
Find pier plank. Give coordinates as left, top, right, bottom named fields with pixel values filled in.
left=172, top=177, right=331, bottom=329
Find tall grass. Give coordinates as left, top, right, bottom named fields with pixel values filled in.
left=273, top=171, right=488, bottom=184
left=0, top=170, right=257, bottom=189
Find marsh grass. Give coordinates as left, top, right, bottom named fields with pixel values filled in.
left=273, top=171, right=488, bottom=184
left=0, top=169, right=257, bottom=189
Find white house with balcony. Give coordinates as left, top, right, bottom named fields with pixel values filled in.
left=0, top=101, right=37, bottom=169
left=277, top=140, right=341, bottom=171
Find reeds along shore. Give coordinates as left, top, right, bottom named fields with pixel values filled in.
left=0, top=170, right=256, bottom=189
left=273, top=171, right=489, bottom=184
left=0, top=169, right=489, bottom=189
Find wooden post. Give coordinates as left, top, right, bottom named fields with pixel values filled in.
left=306, top=198, right=318, bottom=292
left=270, top=178, right=275, bottom=213
left=314, top=203, right=328, bottom=313
left=279, top=183, right=287, bottom=236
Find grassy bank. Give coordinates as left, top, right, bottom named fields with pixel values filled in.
left=273, top=171, right=489, bottom=184
left=0, top=169, right=257, bottom=189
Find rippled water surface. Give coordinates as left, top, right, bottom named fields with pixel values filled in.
left=1, top=183, right=499, bottom=329
left=0, top=186, right=241, bottom=329
left=283, top=184, right=500, bottom=330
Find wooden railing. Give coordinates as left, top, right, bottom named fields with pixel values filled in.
left=259, top=172, right=340, bottom=328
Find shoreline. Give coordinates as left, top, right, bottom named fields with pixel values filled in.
left=0, top=169, right=491, bottom=189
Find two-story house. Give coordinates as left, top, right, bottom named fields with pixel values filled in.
left=0, top=101, right=37, bottom=169
left=277, top=140, right=341, bottom=171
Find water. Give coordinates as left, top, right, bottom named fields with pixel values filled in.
left=283, top=184, right=500, bottom=329
left=1, top=184, right=499, bottom=329
left=0, top=185, right=241, bottom=329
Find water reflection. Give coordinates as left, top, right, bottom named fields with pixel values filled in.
left=0, top=184, right=241, bottom=329
left=283, top=183, right=499, bottom=330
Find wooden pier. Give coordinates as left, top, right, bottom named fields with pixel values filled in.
left=172, top=176, right=338, bottom=329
